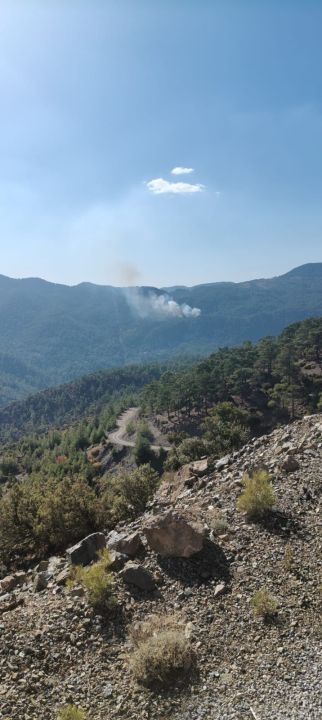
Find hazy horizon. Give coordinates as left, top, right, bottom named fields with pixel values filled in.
left=1, top=260, right=321, bottom=290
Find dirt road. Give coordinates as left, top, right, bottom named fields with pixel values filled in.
left=107, top=407, right=170, bottom=451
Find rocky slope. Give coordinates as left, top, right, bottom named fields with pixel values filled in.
left=1, top=415, right=322, bottom=719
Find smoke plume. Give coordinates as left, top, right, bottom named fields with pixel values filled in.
left=124, top=288, right=201, bottom=320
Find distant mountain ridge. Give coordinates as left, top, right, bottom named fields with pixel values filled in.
left=0, top=262, right=321, bottom=405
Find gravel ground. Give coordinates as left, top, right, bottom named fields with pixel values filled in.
left=1, top=415, right=322, bottom=720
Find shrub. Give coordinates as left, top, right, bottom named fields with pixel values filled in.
left=251, top=589, right=278, bottom=621
left=237, top=469, right=275, bottom=519
left=56, top=705, right=86, bottom=720
left=126, top=419, right=136, bottom=436
left=129, top=614, right=194, bottom=688
left=134, top=434, right=153, bottom=466
left=0, top=457, right=18, bottom=479
left=164, top=448, right=181, bottom=471
left=203, top=401, right=250, bottom=456
left=137, top=420, right=154, bottom=442
left=71, top=549, right=115, bottom=612
left=178, top=437, right=208, bottom=464
left=0, top=474, right=99, bottom=558
left=164, top=437, right=208, bottom=471
left=119, top=464, right=159, bottom=511
left=134, top=420, right=155, bottom=465
left=98, top=464, right=159, bottom=525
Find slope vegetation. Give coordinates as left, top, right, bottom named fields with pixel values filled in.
left=0, top=316, right=322, bottom=567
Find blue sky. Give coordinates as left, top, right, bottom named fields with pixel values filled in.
left=1, top=0, right=322, bottom=287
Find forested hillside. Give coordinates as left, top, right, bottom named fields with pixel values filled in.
left=142, top=316, right=322, bottom=468
left=0, top=364, right=165, bottom=441
left=0, top=263, right=322, bottom=403
left=1, top=316, right=322, bottom=568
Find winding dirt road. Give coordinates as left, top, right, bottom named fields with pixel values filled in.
left=107, top=407, right=170, bottom=451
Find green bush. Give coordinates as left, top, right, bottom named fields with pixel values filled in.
left=0, top=475, right=98, bottom=556
left=98, top=464, right=159, bottom=525
left=71, top=549, right=115, bottom=612
left=203, top=401, right=250, bottom=456
left=126, top=419, right=136, bottom=436
left=137, top=420, right=154, bottom=442
left=134, top=434, right=153, bottom=466
left=134, top=420, right=155, bottom=465
left=237, top=469, right=275, bottom=519
left=164, top=448, right=181, bottom=471
left=251, top=589, right=278, bottom=621
left=56, top=705, right=86, bottom=720
left=0, top=457, right=18, bottom=478
left=129, top=614, right=194, bottom=688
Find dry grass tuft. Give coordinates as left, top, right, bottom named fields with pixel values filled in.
left=206, top=508, right=228, bottom=535
left=56, top=705, right=86, bottom=720
left=129, top=614, right=195, bottom=688
left=237, top=469, right=275, bottom=519
left=251, top=589, right=278, bottom=621
left=69, top=548, right=115, bottom=613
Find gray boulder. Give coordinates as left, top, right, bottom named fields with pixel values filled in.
left=55, top=568, right=70, bottom=586
left=143, top=510, right=205, bottom=558
left=215, top=455, right=231, bottom=471
left=66, top=532, right=106, bottom=566
left=107, top=530, right=143, bottom=557
left=120, top=562, right=155, bottom=591
left=281, top=455, right=300, bottom=473
left=34, top=571, right=49, bottom=592
left=190, top=458, right=209, bottom=477
left=108, top=551, right=128, bottom=572
left=0, top=571, right=27, bottom=594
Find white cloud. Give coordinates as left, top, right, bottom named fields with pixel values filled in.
left=171, top=166, right=194, bottom=175
left=147, top=177, right=204, bottom=195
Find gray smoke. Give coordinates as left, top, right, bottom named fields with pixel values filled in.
left=124, top=288, right=201, bottom=319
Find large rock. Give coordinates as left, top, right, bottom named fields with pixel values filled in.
left=190, top=458, right=209, bottom=477
left=120, top=562, right=155, bottom=591
left=0, top=571, right=27, bottom=594
left=33, top=571, right=49, bottom=592
left=55, top=568, right=70, bottom=586
left=281, top=455, right=300, bottom=473
left=215, top=455, right=231, bottom=471
left=143, top=510, right=205, bottom=558
left=107, top=530, right=143, bottom=557
left=66, top=532, right=106, bottom=566
left=108, top=551, right=128, bottom=572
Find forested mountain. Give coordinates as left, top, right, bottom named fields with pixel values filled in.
left=1, top=316, right=322, bottom=565
left=142, top=316, right=322, bottom=459
left=0, top=364, right=165, bottom=441
left=1, top=314, right=322, bottom=444
left=0, top=262, right=322, bottom=404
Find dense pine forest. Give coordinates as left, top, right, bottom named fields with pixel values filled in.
left=1, top=316, right=322, bottom=568
left=143, top=317, right=322, bottom=421
left=0, top=363, right=168, bottom=441
left=139, top=317, right=322, bottom=468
